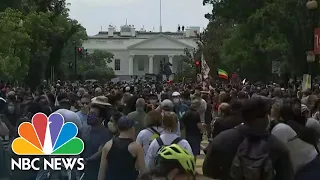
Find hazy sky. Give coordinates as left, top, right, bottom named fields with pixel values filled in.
left=67, top=0, right=211, bottom=35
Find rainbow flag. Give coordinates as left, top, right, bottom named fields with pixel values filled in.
left=218, top=68, right=228, bottom=79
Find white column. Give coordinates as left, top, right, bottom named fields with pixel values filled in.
left=168, top=55, right=174, bottom=72
left=129, top=55, right=134, bottom=75
left=148, top=55, right=154, bottom=74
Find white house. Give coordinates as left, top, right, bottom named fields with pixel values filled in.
left=82, top=25, right=200, bottom=80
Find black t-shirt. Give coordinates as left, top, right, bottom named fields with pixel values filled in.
left=181, top=108, right=201, bottom=136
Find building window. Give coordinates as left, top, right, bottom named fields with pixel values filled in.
left=121, top=27, right=131, bottom=32
left=114, top=59, right=120, bottom=70
left=138, top=59, right=144, bottom=71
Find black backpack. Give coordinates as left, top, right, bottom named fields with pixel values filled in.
left=154, top=136, right=183, bottom=165
left=148, top=127, right=161, bottom=145
left=156, top=136, right=183, bottom=153
left=229, top=134, right=274, bottom=180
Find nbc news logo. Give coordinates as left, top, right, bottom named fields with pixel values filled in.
left=11, top=113, right=85, bottom=171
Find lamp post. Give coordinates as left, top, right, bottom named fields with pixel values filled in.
left=306, top=0, right=318, bottom=75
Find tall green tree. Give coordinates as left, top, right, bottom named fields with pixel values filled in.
left=178, top=49, right=197, bottom=81
left=200, top=16, right=234, bottom=77
left=80, top=50, right=115, bottom=82
left=0, top=8, right=31, bottom=80
left=0, top=0, right=87, bottom=89
left=203, top=0, right=319, bottom=81
left=78, top=50, right=113, bottom=72
left=59, top=26, right=87, bottom=79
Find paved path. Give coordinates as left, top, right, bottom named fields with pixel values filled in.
left=196, top=140, right=209, bottom=174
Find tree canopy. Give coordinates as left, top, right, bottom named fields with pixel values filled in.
left=79, top=50, right=115, bottom=82
left=203, top=0, right=319, bottom=82
left=0, top=0, right=91, bottom=90
left=0, top=8, right=31, bottom=80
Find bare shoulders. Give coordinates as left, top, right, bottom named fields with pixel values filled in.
left=128, top=141, right=142, bottom=157
left=103, top=139, right=113, bottom=152
left=129, top=141, right=142, bottom=151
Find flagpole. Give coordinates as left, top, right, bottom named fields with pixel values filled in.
left=160, top=0, right=162, bottom=32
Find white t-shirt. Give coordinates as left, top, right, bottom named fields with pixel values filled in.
left=199, top=98, right=207, bottom=122
left=136, top=126, right=164, bottom=157
left=146, top=132, right=193, bottom=170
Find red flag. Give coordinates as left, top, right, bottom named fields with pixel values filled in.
left=314, top=28, right=320, bottom=54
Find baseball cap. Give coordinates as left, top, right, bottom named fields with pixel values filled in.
left=161, top=99, right=174, bottom=111
left=172, top=91, right=180, bottom=97
left=125, top=86, right=130, bottom=91
left=117, top=116, right=136, bottom=130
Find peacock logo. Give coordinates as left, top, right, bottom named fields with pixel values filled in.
left=12, top=113, right=84, bottom=155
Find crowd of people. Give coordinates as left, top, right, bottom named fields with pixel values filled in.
left=0, top=80, right=319, bottom=180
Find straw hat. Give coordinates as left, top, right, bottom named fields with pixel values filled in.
left=91, top=96, right=111, bottom=106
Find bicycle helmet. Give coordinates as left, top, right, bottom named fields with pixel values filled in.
left=157, top=144, right=195, bottom=175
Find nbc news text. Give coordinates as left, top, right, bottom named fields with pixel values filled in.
left=11, top=157, right=85, bottom=171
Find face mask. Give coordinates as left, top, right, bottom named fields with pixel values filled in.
left=8, top=106, right=14, bottom=113
left=108, top=121, right=117, bottom=133
left=81, top=104, right=89, bottom=114
left=173, top=98, right=180, bottom=104
left=87, top=113, right=98, bottom=125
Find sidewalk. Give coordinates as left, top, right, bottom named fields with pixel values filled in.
left=196, top=139, right=209, bottom=174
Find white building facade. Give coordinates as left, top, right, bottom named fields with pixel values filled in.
left=83, top=25, right=200, bottom=80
